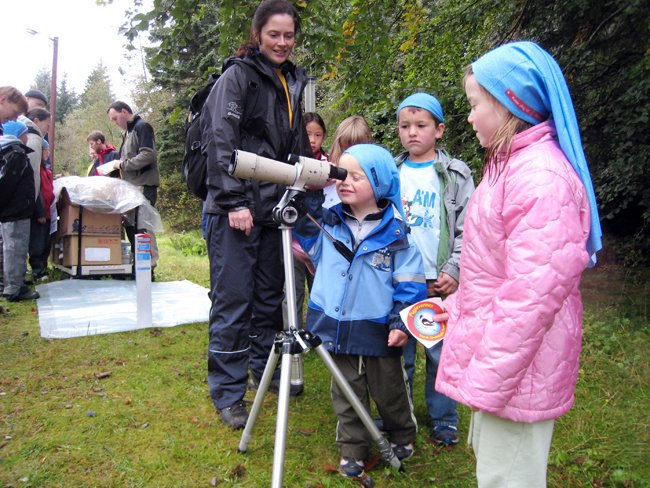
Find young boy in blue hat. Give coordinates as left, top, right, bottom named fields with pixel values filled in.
left=394, top=92, right=475, bottom=446
left=294, top=143, right=426, bottom=479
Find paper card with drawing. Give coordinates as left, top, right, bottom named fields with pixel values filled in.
left=400, top=297, right=447, bottom=349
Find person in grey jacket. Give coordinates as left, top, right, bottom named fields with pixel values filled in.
left=393, top=92, right=475, bottom=446
left=200, top=0, right=312, bottom=429
left=107, top=101, right=160, bottom=267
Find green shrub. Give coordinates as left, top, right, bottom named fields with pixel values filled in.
left=157, top=172, right=203, bottom=232
left=168, top=230, right=207, bottom=256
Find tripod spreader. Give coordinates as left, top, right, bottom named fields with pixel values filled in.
left=273, top=328, right=322, bottom=356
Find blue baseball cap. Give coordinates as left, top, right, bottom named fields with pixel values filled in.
left=397, top=92, right=444, bottom=123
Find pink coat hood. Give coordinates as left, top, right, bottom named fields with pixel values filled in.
left=436, top=121, right=590, bottom=423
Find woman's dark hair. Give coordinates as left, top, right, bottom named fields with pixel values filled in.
left=235, top=0, right=301, bottom=57
left=303, top=112, right=326, bottom=134
left=26, top=107, right=51, bottom=122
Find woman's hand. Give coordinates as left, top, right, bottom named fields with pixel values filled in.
left=388, top=329, right=408, bottom=347
left=229, top=208, right=253, bottom=236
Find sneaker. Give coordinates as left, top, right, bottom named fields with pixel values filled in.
left=6, top=287, right=40, bottom=302
left=219, top=400, right=248, bottom=430
left=431, top=425, right=459, bottom=446
left=339, top=457, right=365, bottom=478
left=391, top=442, right=415, bottom=460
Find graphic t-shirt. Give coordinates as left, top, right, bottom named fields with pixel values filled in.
left=400, top=158, right=441, bottom=279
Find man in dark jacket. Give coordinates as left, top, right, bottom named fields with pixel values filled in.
left=107, top=101, right=160, bottom=268
left=0, top=120, right=39, bottom=301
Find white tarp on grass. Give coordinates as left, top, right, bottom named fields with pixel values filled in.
left=36, top=279, right=211, bottom=339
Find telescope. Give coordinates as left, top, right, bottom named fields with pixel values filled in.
left=230, top=149, right=402, bottom=485
left=229, top=150, right=347, bottom=189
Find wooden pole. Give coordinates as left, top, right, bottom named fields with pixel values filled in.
left=49, top=37, right=58, bottom=172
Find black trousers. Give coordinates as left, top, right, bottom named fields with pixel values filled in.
left=206, top=213, right=284, bottom=410
left=28, top=218, right=51, bottom=277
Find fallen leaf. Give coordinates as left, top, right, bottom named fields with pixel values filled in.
left=230, top=464, right=246, bottom=478
left=296, top=428, right=314, bottom=436
left=114, top=358, right=127, bottom=366
left=209, top=477, right=221, bottom=486
left=94, top=372, right=112, bottom=379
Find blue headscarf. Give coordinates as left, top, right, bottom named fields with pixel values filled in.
left=472, top=40, right=602, bottom=267
left=344, top=144, right=406, bottom=221
left=397, top=92, right=445, bottom=123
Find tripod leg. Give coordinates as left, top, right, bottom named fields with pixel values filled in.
left=239, top=344, right=281, bottom=453
left=271, top=351, right=293, bottom=488
left=313, top=344, right=401, bottom=470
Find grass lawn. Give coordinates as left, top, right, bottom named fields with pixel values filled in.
left=1, top=232, right=648, bottom=487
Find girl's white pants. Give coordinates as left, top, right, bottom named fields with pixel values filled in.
left=469, top=410, right=555, bottom=488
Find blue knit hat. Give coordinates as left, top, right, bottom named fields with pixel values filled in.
left=344, top=144, right=406, bottom=221
left=472, top=40, right=602, bottom=267
left=2, top=120, right=28, bottom=138
left=397, top=92, right=444, bottom=123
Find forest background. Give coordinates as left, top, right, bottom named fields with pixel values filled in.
left=27, top=0, right=649, bottom=264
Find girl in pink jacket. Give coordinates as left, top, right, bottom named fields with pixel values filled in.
left=435, top=41, right=602, bottom=487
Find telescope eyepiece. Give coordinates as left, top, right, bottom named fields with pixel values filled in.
left=328, top=165, right=348, bottom=182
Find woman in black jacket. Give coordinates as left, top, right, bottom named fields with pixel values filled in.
left=201, top=0, right=312, bottom=429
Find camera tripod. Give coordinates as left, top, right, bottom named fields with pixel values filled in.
left=238, top=189, right=401, bottom=487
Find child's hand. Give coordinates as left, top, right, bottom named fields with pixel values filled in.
left=432, top=272, right=459, bottom=296
left=388, top=329, right=408, bottom=347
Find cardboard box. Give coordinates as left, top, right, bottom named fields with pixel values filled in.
left=57, top=188, right=122, bottom=237
left=52, top=235, right=122, bottom=266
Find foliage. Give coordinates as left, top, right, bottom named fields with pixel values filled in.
left=74, top=0, right=650, bottom=262
left=156, top=172, right=203, bottom=232
left=168, top=229, right=207, bottom=256
left=30, top=69, right=79, bottom=123
left=54, top=64, right=120, bottom=176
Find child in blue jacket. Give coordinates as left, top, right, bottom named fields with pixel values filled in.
left=294, top=144, right=426, bottom=479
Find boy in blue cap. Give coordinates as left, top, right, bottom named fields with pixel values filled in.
left=294, top=143, right=426, bottom=479
left=0, top=120, right=39, bottom=302
left=394, top=92, right=475, bottom=446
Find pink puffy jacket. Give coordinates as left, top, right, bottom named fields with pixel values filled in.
left=436, top=121, right=590, bottom=423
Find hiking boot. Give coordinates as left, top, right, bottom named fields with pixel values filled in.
left=431, top=425, right=459, bottom=446
left=339, top=457, right=365, bottom=478
left=391, top=442, right=415, bottom=460
left=219, top=400, right=248, bottom=430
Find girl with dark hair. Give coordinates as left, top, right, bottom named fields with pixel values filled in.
left=201, top=0, right=312, bottom=429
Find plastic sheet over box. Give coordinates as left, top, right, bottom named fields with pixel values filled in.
left=53, top=176, right=163, bottom=233
left=36, top=279, right=211, bottom=339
